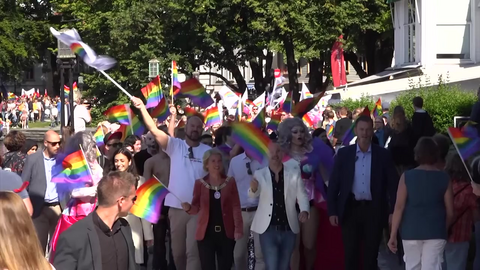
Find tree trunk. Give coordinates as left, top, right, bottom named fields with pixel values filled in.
left=228, top=64, right=247, bottom=94
left=344, top=51, right=369, bottom=79
left=283, top=34, right=299, bottom=101
left=250, top=59, right=265, bottom=95
left=365, top=30, right=379, bottom=75
left=308, top=58, right=324, bottom=93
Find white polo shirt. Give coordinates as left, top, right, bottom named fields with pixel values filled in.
left=164, top=137, right=211, bottom=209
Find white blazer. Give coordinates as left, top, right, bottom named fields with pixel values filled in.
left=248, top=160, right=310, bottom=234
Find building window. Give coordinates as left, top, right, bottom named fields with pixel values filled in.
left=223, top=69, right=234, bottom=81
left=436, top=0, right=472, bottom=60
left=24, top=68, right=34, bottom=81
left=148, top=60, right=159, bottom=78
left=404, top=0, right=416, bottom=63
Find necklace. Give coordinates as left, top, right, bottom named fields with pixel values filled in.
left=199, top=177, right=231, bottom=199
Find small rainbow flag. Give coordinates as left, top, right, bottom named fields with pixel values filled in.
left=267, top=112, right=281, bottom=131
left=70, top=42, right=87, bottom=58
left=281, top=92, right=293, bottom=113
left=448, top=126, right=480, bottom=160
left=179, top=78, right=214, bottom=108
left=204, top=107, right=221, bottom=128
left=73, top=82, right=78, bottom=92
left=170, top=61, right=181, bottom=97
left=252, top=108, right=266, bottom=129
left=52, top=150, right=91, bottom=183
left=183, top=107, right=205, bottom=122
left=93, top=126, right=105, bottom=147
left=104, top=104, right=131, bottom=125
left=150, top=97, right=170, bottom=122
left=131, top=115, right=145, bottom=136
left=130, top=177, right=170, bottom=224
left=117, top=124, right=130, bottom=142
left=142, top=76, right=163, bottom=109
left=292, top=92, right=325, bottom=118
left=303, top=114, right=314, bottom=127
left=231, top=122, right=271, bottom=162
left=64, top=85, right=70, bottom=97
left=327, top=124, right=334, bottom=140
left=372, top=98, right=383, bottom=118
left=7, top=92, right=16, bottom=101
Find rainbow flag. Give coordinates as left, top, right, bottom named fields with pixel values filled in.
left=142, top=76, right=163, bottom=109
left=267, top=112, right=281, bottom=131
left=51, top=150, right=91, bottom=183
left=131, top=115, right=145, bottom=136
left=303, top=114, right=314, bottom=127
left=179, top=78, right=214, bottom=108
left=73, top=82, right=78, bottom=92
left=448, top=126, right=480, bottom=160
left=130, top=177, right=170, bottom=224
left=183, top=107, right=205, bottom=122
left=104, top=104, right=131, bottom=125
left=372, top=98, right=382, bottom=118
left=7, top=92, right=15, bottom=101
left=170, top=61, right=181, bottom=97
left=292, top=92, right=324, bottom=118
left=150, top=97, right=170, bottom=122
left=117, top=124, right=130, bottom=142
left=70, top=42, right=87, bottom=58
left=252, top=108, right=266, bottom=129
left=231, top=122, right=271, bottom=162
left=327, top=124, right=334, bottom=140
left=64, top=85, right=70, bottom=97
left=281, top=92, right=293, bottom=113
left=204, top=107, right=221, bottom=128
left=93, top=126, right=105, bottom=147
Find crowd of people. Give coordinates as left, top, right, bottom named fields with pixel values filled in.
left=0, top=92, right=479, bottom=270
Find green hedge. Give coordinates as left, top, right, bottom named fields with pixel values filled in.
left=335, top=83, right=477, bottom=132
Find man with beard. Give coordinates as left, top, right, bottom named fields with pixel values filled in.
left=132, top=96, right=210, bottom=270
left=134, top=131, right=159, bottom=176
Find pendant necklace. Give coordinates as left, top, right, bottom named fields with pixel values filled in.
left=214, top=187, right=221, bottom=199
left=200, top=177, right=231, bottom=200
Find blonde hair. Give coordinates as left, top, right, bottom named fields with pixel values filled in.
left=202, top=149, right=224, bottom=173
left=0, top=192, right=51, bottom=270
left=390, top=106, right=407, bottom=132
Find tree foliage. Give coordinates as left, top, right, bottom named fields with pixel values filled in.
left=0, top=0, right=51, bottom=82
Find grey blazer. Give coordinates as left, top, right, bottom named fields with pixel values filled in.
left=21, top=151, right=50, bottom=218
left=53, top=213, right=139, bottom=270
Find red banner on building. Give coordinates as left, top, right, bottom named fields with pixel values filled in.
left=331, top=35, right=347, bottom=87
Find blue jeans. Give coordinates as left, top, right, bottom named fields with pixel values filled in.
left=443, top=241, right=469, bottom=270
left=259, top=227, right=296, bottom=270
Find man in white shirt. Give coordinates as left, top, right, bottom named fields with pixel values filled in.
left=131, top=96, right=210, bottom=270
left=228, top=152, right=266, bottom=270
left=72, top=91, right=91, bottom=133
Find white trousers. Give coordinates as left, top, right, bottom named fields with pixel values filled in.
left=402, top=239, right=446, bottom=270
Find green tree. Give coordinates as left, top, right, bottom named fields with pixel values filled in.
left=0, top=0, right=51, bottom=83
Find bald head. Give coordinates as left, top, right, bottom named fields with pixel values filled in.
left=44, top=130, right=61, bottom=157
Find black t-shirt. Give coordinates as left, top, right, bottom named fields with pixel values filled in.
left=333, top=118, right=353, bottom=145
left=134, top=149, right=152, bottom=176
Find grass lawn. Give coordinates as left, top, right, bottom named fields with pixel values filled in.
left=27, top=121, right=53, bottom=128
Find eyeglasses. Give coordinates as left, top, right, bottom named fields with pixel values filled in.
left=188, top=147, right=194, bottom=159
left=246, top=162, right=252, bottom=175
left=107, top=142, right=123, bottom=148
left=46, top=141, right=61, bottom=147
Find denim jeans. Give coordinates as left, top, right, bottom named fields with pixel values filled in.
left=259, top=227, right=296, bottom=270
left=443, top=241, right=469, bottom=270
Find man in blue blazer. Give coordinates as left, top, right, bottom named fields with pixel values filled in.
left=327, top=115, right=399, bottom=270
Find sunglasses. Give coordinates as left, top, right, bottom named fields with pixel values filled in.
left=188, top=147, right=194, bottom=159
left=107, top=142, right=123, bottom=148
left=46, top=141, right=61, bottom=147
left=246, top=162, right=252, bottom=175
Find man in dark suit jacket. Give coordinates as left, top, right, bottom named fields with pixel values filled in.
left=22, top=130, right=62, bottom=254
left=53, top=171, right=139, bottom=270
left=327, top=115, right=399, bottom=270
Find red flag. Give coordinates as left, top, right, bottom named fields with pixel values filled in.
left=331, top=35, right=347, bottom=87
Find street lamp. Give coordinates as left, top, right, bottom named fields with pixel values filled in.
left=56, top=29, right=76, bottom=133
left=148, top=59, right=159, bottom=79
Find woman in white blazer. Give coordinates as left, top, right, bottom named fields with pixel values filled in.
left=248, top=143, right=310, bottom=270
left=112, top=148, right=154, bottom=266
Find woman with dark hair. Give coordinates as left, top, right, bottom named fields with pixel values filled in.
left=124, top=135, right=142, bottom=154
left=112, top=147, right=153, bottom=267
left=388, top=137, right=454, bottom=269
left=1, top=130, right=27, bottom=175
left=311, top=128, right=335, bottom=154
left=443, top=151, right=477, bottom=270
left=21, top=139, right=38, bottom=155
